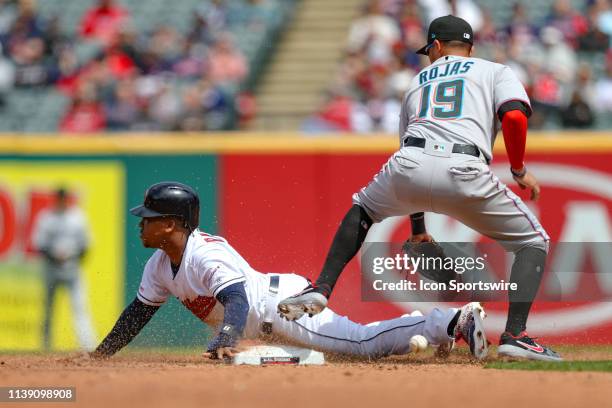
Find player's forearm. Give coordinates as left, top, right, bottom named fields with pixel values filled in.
left=217, top=284, right=249, bottom=334
left=501, top=109, right=528, bottom=171
left=208, top=283, right=249, bottom=351
left=410, top=213, right=426, bottom=235
left=92, top=297, right=159, bottom=358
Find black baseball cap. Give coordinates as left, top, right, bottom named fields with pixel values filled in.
left=416, top=15, right=474, bottom=55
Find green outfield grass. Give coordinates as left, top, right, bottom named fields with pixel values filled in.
left=554, top=344, right=612, bottom=353
left=485, top=360, right=612, bottom=372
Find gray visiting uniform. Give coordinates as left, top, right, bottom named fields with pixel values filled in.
left=33, top=207, right=96, bottom=349
left=353, top=55, right=549, bottom=253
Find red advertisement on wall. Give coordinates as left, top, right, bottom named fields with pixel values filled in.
left=220, top=150, right=612, bottom=344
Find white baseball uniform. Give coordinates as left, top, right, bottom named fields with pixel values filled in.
left=137, top=230, right=457, bottom=358
left=353, top=55, right=549, bottom=253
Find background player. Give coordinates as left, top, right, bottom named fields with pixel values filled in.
left=278, top=15, right=561, bottom=362
left=33, top=187, right=96, bottom=350
left=90, top=181, right=488, bottom=360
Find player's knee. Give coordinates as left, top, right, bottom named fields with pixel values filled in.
left=515, top=239, right=549, bottom=255
left=353, top=204, right=373, bottom=227
left=350, top=195, right=379, bottom=224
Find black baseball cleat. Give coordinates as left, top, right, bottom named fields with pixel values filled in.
left=277, top=284, right=329, bottom=321
left=497, top=332, right=562, bottom=361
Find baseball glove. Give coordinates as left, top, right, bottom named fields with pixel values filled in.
left=401, top=240, right=459, bottom=285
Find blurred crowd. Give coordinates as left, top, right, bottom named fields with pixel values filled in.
left=0, top=0, right=276, bottom=132
left=308, top=0, right=612, bottom=132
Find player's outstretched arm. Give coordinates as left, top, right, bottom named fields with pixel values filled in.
left=499, top=101, right=540, bottom=201
left=203, top=282, right=249, bottom=360
left=90, top=297, right=159, bottom=359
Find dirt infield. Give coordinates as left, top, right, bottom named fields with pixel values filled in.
left=1, top=347, right=611, bottom=408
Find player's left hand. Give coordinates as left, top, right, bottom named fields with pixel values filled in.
left=513, top=170, right=541, bottom=201
left=409, top=232, right=434, bottom=243
left=401, top=239, right=458, bottom=286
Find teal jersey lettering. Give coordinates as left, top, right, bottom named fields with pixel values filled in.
left=400, top=56, right=530, bottom=161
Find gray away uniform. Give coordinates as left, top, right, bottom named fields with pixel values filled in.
left=33, top=206, right=96, bottom=350
left=353, top=55, right=549, bottom=253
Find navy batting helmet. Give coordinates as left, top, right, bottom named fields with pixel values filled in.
left=130, top=181, right=200, bottom=231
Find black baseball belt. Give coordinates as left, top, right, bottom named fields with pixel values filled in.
left=402, top=136, right=483, bottom=159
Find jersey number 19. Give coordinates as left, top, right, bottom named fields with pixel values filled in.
left=418, top=79, right=464, bottom=119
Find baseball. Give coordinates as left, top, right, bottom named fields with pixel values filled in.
left=409, top=335, right=428, bottom=353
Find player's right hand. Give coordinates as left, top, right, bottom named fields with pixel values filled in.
left=513, top=170, right=541, bottom=201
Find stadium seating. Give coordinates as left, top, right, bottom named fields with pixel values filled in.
left=473, top=0, right=589, bottom=27
left=0, top=0, right=297, bottom=132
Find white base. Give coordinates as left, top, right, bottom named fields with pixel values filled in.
left=232, top=345, right=325, bottom=366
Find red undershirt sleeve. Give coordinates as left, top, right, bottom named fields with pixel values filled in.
left=501, top=109, right=528, bottom=170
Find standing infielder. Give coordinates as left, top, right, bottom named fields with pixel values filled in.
left=278, top=15, right=561, bottom=362
left=90, top=182, right=488, bottom=360
left=33, top=187, right=97, bottom=350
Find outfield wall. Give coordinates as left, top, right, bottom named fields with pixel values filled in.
left=1, top=132, right=611, bottom=349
